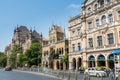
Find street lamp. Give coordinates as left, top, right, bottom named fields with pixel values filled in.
left=37, top=52, right=40, bottom=72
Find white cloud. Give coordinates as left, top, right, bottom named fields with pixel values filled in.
left=68, top=4, right=81, bottom=9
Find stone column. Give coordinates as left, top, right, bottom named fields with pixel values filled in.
left=95, top=60, right=98, bottom=67
left=76, top=61, right=78, bottom=71
left=63, top=62, right=66, bottom=71
left=106, top=60, right=108, bottom=68
left=69, top=62, right=73, bottom=70
left=48, top=61, right=50, bottom=68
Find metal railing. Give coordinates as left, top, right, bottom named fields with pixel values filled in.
left=17, top=67, right=120, bottom=80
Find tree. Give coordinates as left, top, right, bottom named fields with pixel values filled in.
left=0, top=52, right=7, bottom=67
left=25, top=42, right=42, bottom=67
left=18, top=54, right=27, bottom=67
left=9, top=44, right=23, bottom=68
left=61, top=53, right=68, bottom=63
left=61, top=53, right=69, bottom=70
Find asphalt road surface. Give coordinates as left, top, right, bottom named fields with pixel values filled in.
left=0, top=69, right=58, bottom=80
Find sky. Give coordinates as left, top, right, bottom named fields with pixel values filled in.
left=0, top=0, right=84, bottom=52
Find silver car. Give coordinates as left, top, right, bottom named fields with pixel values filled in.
left=84, top=67, right=107, bottom=77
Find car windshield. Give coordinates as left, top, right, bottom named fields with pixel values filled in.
left=94, top=68, right=100, bottom=70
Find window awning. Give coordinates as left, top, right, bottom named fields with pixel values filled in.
left=113, top=49, right=120, bottom=55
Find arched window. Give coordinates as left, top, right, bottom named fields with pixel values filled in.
left=98, top=55, right=105, bottom=61
left=107, top=0, right=112, bottom=4
left=96, top=19, right=99, bottom=27
left=101, top=15, right=106, bottom=25
left=88, top=22, right=92, bottom=30
left=118, top=11, right=120, bottom=20
left=108, top=54, right=114, bottom=60
left=108, top=14, right=113, bottom=23
left=78, top=43, right=81, bottom=51
left=89, top=56, right=95, bottom=61
left=88, top=7, right=91, bottom=13
left=100, top=0, right=104, bottom=6
left=94, top=4, right=97, bottom=10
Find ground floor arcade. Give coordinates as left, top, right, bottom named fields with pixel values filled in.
left=42, top=60, right=68, bottom=70
left=69, top=52, right=116, bottom=70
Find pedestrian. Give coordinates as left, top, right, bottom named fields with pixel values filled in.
left=109, top=69, right=115, bottom=80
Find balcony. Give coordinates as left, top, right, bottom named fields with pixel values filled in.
left=87, top=2, right=115, bottom=16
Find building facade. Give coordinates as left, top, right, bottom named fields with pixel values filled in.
left=5, top=26, right=43, bottom=66
left=69, top=0, right=120, bottom=70
left=42, top=25, right=69, bottom=70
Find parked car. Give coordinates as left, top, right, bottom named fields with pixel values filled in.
left=84, top=67, right=107, bottom=77
left=100, top=67, right=111, bottom=76
left=4, top=66, right=12, bottom=71
left=79, top=67, right=85, bottom=73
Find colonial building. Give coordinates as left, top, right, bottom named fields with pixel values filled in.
left=5, top=26, right=43, bottom=65
left=69, top=0, right=120, bottom=70
left=42, top=24, right=69, bottom=70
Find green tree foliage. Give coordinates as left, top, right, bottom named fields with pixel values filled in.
left=25, top=42, right=42, bottom=67
left=49, top=48, right=55, bottom=59
left=11, top=44, right=23, bottom=54
left=49, top=48, right=59, bottom=59
left=61, top=53, right=68, bottom=63
left=0, top=52, right=7, bottom=67
left=9, top=44, right=23, bottom=68
left=18, top=54, right=27, bottom=67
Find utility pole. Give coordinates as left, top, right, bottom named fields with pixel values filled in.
left=38, top=52, right=39, bottom=72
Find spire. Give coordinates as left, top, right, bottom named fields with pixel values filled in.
left=64, top=27, right=65, bottom=33
left=29, top=27, right=32, bottom=34
left=14, top=26, right=17, bottom=33
left=40, top=32, right=43, bottom=38
left=49, top=27, right=51, bottom=33
left=34, top=26, right=35, bottom=31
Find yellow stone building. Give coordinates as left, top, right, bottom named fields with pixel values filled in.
left=42, top=25, right=69, bottom=70
left=69, top=0, right=120, bottom=70
left=5, top=26, right=43, bottom=66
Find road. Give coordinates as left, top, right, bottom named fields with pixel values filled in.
left=55, top=71, right=110, bottom=80
left=0, top=68, right=112, bottom=80
left=0, top=69, right=58, bottom=80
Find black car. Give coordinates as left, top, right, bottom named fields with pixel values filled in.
left=79, top=67, right=85, bottom=73
left=4, top=66, right=12, bottom=71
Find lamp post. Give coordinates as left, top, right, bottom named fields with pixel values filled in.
left=37, top=52, right=39, bottom=72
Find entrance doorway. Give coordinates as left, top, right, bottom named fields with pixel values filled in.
left=88, top=55, right=95, bottom=67
left=78, top=57, right=82, bottom=69
left=108, top=54, right=114, bottom=69
left=72, top=58, right=76, bottom=70
left=56, top=61, right=59, bottom=70
left=97, top=55, right=106, bottom=67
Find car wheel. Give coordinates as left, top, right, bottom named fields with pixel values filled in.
left=96, top=73, right=100, bottom=77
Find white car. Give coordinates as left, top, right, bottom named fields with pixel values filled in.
left=84, top=67, right=107, bottom=77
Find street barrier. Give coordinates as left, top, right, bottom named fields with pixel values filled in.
left=17, top=67, right=120, bottom=80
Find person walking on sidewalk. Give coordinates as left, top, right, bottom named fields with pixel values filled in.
left=109, top=69, right=115, bottom=80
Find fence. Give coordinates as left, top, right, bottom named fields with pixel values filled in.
left=17, top=67, right=120, bottom=80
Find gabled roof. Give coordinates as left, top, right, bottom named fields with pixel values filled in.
left=42, top=37, right=49, bottom=42
left=16, top=26, right=30, bottom=35
left=50, top=24, right=64, bottom=33
left=32, top=30, right=41, bottom=38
